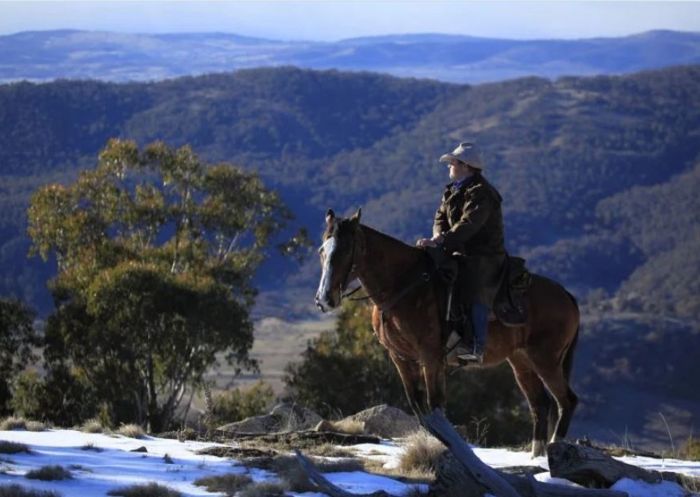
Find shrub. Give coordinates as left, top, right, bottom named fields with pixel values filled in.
left=117, top=424, right=145, bottom=439
left=0, top=441, right=31, bottom=454
left=0, top=485, right=61, bottom=497
left=194, top=473, right=253, bottom=496
left=211, top=381, right=275, bottom=425
left=107, top=483, right=181, bottom=497
left=25, top=465, right=72, bottom=481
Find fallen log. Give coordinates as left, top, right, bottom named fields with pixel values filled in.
left=293, top=409, right=628, bottom=497
left=547, top=441, right=662, bottom=488
left=422, top=410, right=628, bottom=497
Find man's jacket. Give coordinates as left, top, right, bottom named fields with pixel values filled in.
left=432, top=174, right=506, bottom=305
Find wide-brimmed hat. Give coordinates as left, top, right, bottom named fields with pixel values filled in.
left=439, top=142, right=484, bottom=170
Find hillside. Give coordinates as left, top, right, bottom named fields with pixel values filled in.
left=1, top=65, right=699, bottom=449
left=1, top=29, right=700, bottom=83
left=1, top=65, right=699, bottom=318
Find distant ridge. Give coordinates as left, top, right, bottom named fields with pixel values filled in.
left=1, top=29, right=699, bottom=83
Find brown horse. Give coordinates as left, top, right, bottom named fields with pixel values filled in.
left=315, top=209, right=580, bottom=457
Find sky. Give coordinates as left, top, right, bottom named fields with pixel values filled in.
left=0, top=1, right=699, bottom=41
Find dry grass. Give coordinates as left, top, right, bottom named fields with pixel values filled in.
left=194, top=473, right=253, bottom=496
left=0, top=441, right=31, bottom=454
left=0, top=416, right=28, bottom=431
left=679, top=436, right=700, bottom=461
left=272, top=454, right=364, bottom=492
left=296, top=442, right=354, bottom=458
left=238, top=481, right=286, bottom=497
left=80, top=418, right=106, bottom=434
left=327, top=418, right=366, bottom=435
left=0, top=417, right=46, bottom=431
left=396, top=430, right=445, bottom=477
left=117, top=424, right=145, bottom=439
left=25, top=465, right=72, bottom=481
left=107, top=483, right=181, bottom=497
left=0, top=485, right=61, bottom=497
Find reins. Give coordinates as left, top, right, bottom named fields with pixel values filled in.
left=342, top=225, right=435, bottom=358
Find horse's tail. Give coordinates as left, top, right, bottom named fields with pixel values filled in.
left=562, top=290, right=580, bottom=382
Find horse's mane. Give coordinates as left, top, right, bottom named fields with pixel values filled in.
left=360, top=223, right=424, bottom=256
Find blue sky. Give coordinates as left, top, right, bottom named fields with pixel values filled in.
left=1, top=1, right=699, bottom=41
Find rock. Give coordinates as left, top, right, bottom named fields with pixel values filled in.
left=217, top=403, right=323, bottom=435
left=270, top=403, right=323, bottom=431
left=344, top=404, right=420, bottom=438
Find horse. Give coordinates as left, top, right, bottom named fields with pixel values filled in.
left=315, top=208, right=580, bottom=457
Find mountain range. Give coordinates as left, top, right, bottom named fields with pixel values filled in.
left=1, top=29, right=700, bottom=83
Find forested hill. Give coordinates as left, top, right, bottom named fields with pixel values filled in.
left=1, top=65, right=699, bottom=322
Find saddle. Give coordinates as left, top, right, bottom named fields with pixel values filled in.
left=425, top=247, right=531, bottom=328
left=492, top=256, right=531, bottom=327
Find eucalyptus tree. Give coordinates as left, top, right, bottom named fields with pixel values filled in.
left=0, top=298, right=38, bottom=415
left=28, top=139, right=293, bottom=431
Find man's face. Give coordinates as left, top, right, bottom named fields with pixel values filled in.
left=448, top=160, right=470, bottom=181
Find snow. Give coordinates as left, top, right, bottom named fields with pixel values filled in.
left=1, top=428, right=698, bottom=497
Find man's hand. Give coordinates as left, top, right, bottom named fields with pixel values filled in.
left=416, top=234, right=444, bottom=248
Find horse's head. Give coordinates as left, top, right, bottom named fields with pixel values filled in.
left=315, top=208, right=362, bottom=312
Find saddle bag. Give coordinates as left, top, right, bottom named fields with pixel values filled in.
left=493, top=256, right=532, bottom=327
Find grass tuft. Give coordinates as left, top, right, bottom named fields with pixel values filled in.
left=26, top=421, right=48, bottom=432
left=80, top=418, right=106, bottom=434
left=239, top=481, right=286, bottom=497
left=679, top=436, right=700, bottom=461
left=333, top=418, right=366, bottom=435
left=0, top=441, right=31, bottom=454
left=397, top=430, right=445, bottom=476
left=80, top=443, right=103, bottom=452
left=107, top=483, right=181, bottom=497
left=25, top=465, right=72, bottom=481
left=0, top=485, right=62, bottom=497
left=117, top=424, right=145, bottom=439
left=194, top=474, right=253, bottom=496
left=0, top=416, right=27, bottom=431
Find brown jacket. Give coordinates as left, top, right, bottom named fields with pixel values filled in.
left=433, top=174, right=506, bottom=305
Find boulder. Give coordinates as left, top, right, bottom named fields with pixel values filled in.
left=217, top=403, right=323, bottom=435
left=344, top=404, right=420, bottom=438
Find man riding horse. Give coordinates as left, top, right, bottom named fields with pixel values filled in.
left=416, top=142, right=506, bottom=365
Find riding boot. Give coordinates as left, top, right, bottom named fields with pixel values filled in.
left=457, top=302, right=489, bottom=364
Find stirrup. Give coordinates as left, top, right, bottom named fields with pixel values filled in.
left=457, top=340, right=484, bottom=365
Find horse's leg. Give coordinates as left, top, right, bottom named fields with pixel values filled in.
left=421, top=361, right=446, bottom=412
left=531, top=357, right=578, bottom=443
left=508, top=354, right=551, bottom=457
left=390, top=352, right=424, bottom=416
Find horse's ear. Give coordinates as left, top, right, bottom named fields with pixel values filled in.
left=326, top=209, right=335, bottom=225
left=351, top=208, right=362, bottom=224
